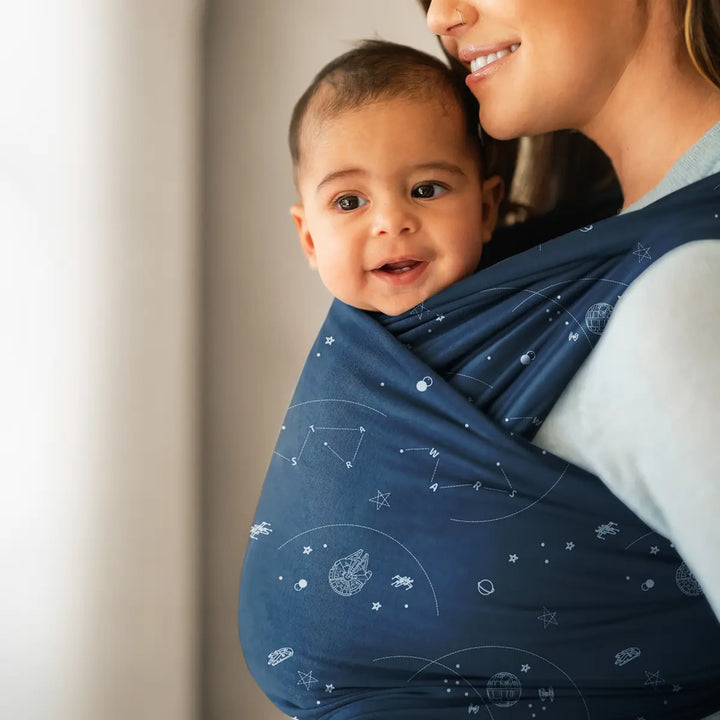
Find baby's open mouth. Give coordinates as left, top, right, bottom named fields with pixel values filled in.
left=376, top=259, right=422, bottom=274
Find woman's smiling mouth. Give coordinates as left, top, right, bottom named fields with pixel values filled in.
left=469, top=44, right=520, bottom=72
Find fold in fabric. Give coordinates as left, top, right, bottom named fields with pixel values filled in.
left=239, top=173, right=720, bottom=719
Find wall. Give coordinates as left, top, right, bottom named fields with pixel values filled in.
left=202, top=3, right=442, bottom=718
left=1, top=3, right=201, bottom=718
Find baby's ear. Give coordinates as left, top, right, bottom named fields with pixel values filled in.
left=290, top=204, right=317, bottom=269
left=480, top=175, right=504, bottom=244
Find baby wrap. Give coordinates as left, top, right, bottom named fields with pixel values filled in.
left=239, top=174, right=720, bottom=719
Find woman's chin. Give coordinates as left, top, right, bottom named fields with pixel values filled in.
left=478, top=111, right=527, bottom=141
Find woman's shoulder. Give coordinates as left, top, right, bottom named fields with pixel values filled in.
left=613, top=238, right=720, bottom=327
left=535, top=238, right=720, bottom=534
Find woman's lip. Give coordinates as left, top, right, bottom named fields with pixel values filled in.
left=465, top=45, right=518, bottom=86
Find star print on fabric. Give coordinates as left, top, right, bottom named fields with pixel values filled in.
left=508, top=554, right=519, bottom=563
left=371, top=602, right=382, bottom=611
left=303, top=546, right=313, bottom=555
left=672, top=684, right=682, bottom=693
left=538, top=607, right=558, bottom=629
left=565, top=541, right=575, bottom=551
left=649, top=546, right=659, bottom=555
left=435, top=313, right=445, bottom=322
left=633, top=242, right=652, bottom=262
left=520, top=664, right=531, bottom=673
left=644, top=670, right=664, bottom=689
left=325, top=336, right=335, bottom=345
left=325, top=684, right=335, bottom=693
left=297, top=670, right=318, bottom=690
left=369, top=490, right=390, bottom=510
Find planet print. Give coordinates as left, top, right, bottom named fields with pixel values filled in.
left=585, top=302, right=614, bottom=334
left=676, top=561, right=703, bottom=596
left=486, top=671, right=522, bottom=707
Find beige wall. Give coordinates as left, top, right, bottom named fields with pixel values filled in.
left=0, top=3, right=444, bottom=718
left=1, top=2, right=201, bottom=719
left=202, top=2, right=442, bottom=718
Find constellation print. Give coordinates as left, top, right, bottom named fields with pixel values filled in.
left=274, top=423, right=366, bottom=468
left=450, top=464, right=569, bottom=524
left=399, top=446, right=441, bottom=491
left=403, top=446, right=520, bottom=502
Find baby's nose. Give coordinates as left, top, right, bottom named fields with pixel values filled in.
left=371, top=200, right=419, bottom=237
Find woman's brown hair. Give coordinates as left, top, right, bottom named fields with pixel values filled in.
left=674, top=0, right=720, bottom=88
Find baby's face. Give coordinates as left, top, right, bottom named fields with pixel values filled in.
left=291, top=94, right=500, bottom=316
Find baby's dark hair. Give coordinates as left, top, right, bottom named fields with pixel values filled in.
left=289, top=39, right=482, bottom=183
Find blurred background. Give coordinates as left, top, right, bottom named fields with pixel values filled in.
left=0, top=2, right=441, bottom=718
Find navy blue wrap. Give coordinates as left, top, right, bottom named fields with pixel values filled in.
left=239, top=174, right=720, bottom=719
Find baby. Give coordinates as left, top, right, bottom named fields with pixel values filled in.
left=288, top=39, right=503, bottom=316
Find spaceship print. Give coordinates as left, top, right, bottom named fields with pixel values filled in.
left=328, top=549, right=373, bottom=597
left=267, top=647, right=294, bottom=666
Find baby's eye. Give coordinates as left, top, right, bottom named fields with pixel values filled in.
left=334, top=195, right=368, bottom=212
left=412, top=182, right=448, bottom=199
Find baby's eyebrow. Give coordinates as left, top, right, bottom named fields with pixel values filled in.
left=315, top=162, right=466, bottom=192
left=316, top=168, right=366, bottom=192
left=411, top=161, right=466, bottom=176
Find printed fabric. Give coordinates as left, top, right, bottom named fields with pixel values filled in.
left=239, top=173, right=720, bottom=719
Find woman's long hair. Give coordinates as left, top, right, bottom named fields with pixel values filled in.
left=674, top=0, right=720, bottom=88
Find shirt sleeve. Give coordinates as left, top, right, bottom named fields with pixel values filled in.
left=534, top=239, right=720, bottom=620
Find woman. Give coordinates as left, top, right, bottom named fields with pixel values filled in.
left=426, top=0, right=720, bottom=617
left=239, top=2, right=720, bottom=717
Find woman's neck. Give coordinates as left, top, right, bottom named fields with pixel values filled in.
left=580, top=12, right=720, bottom=209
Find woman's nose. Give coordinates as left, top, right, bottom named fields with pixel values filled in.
left=426, top=1, right=473, bottom=36
left=371, top=201, right=419, bottom=237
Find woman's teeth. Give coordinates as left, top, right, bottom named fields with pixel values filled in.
left=470, top=44, right=519, bottom=72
